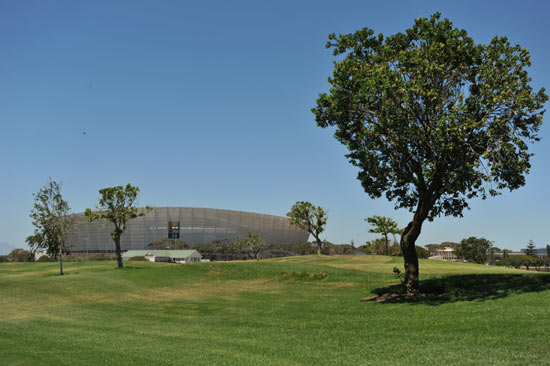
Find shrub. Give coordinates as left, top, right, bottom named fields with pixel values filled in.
left=36, top=256, right=54, bottom=262
left=129, top=256, right=147, bottom=261
left=8, top=249, right=34, bottom=262
left=89, top=255, right=112, bottom=261
left=62, top=255, right=82, bottom=262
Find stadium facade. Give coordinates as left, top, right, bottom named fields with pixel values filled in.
left=67, top=207, right=309, bottom=253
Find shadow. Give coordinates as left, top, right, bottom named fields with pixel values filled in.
left=371, top=273, right=550, bottom=306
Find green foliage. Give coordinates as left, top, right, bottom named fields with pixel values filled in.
left=365, top=215, right=402, bottom=255
left=313, top=13, right=548, bottom=292
left=89, top=255, right=112, bottom=261
left=128, top=256, right=148, bottom=261
left=27, top=178, right=74, bottom=274
left=62, top=255, right=82, bottom=262
left=498, top=255, right=535, bottom=269
left=36, top=255, right=55, bottom=262
left=287, top=201, right=327, bottom=254
left=148, top=238, right=187, bottom=250
left=0, top=255, right=8, bottom=263
left=415, top=246, right=430, bottom=259
left=392, top=267, right=404, bottom=284
left=85, top=184, right=151, bottom=268
left=455, top=237, right=493, bottom=264
left=525, top=240, right=537, bottom=257
left=7, top=248, right=34, bottom=262
left=359, top=238, right=401, bottom=256
left=234, top=232, right=266, bottom=260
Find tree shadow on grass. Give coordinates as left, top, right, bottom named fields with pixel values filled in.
left=371, top=273, right=550, bottom=305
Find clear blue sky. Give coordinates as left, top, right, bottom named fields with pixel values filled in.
left=1, top=0, right=549, bottom=254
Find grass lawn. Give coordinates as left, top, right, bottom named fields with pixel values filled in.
left=1, top=255, right=549, bottom=365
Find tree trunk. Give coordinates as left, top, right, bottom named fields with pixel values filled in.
left=316, top=239, right=322, bottom=255
left=114, top=235, right=123, bottom=268
left=400, top=197, right=432, bottom=295
left=384, top=234, right=389, bottom=256
left=59, top=252, right=64, bottom=276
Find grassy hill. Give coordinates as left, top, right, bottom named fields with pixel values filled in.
left=1, top=255, right=549, bottom=365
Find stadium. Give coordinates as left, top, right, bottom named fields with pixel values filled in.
left=67, top=207, right=309, bottom=253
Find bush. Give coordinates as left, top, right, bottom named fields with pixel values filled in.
left=89, top=255, right=112, bottom=261
left=129, top=256, right=147, bottom=261
left=8, top=249, right=34, bottom=262
left=36, top=256, right=54, bottom=262
left=62, top=255, right=82, bottom=262
left=0, top=255, right=8, bottom=263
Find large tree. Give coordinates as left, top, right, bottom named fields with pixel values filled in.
left=313, top=13, right=547, bottom=294
left=455, top=236, right=493, bottom=264
left=85, top=184, right=151, bottom=268
left=287, top=201, right=327, bottom=255
left=365, top=215, right=402, bottom=256
left=27, top=179, right=74, bottom=275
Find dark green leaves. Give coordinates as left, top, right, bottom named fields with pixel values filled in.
left=313, top=13, right=547, bottom=220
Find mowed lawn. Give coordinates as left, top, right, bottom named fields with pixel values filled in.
left=1, top=256, right=550, bottom=366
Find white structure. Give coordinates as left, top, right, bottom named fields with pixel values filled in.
left=122, top=250, right=202, bottom=264
left=429, top=247, right=457, bottom=261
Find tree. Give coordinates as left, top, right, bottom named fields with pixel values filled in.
left=365, top=215, right=402, bottom=256
left=235, top=232, right=266, bottom=260
left=85, top=184, right=151, bottom=268
left=313, top=13, right=547, bottom=294
left=525, top=240, right=537, bottom=257
left=27, top=179, right=74, bottom=275
left=7, top=248, right=34, bottom=262
left=287, top=201, right=327, bottom=255
left=455, top=237, right=493, bottom=264
left=546, top=244, right=550, bottom=258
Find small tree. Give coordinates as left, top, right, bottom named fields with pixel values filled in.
left=27, top=179, right=74, bottom=275
left=525, top=240, right=537, bottom=257
left=235, top=232, right=266, bottom=260
left=546, top=244, right=550, bottom=258
left=455, top=237, right=493, bottom=264
left=287, top=201, right=327, bottom=255
left=85, top=184, right=151, bottom=268
left=313, top=13, right=547, bottom=293
left=365, top=215, right=402, bottom=256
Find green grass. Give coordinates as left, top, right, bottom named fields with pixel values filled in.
left=1, top=255, right=550, bottom=365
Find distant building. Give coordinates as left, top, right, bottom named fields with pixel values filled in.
left=520, top=248, right=548, bottom=258
left=66, top=207, right=309, bottom=254
left=122, top=250, right=202, bottom=264
left=429, top=247, right=457, bottom=261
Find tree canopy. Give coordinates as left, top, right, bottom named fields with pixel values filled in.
left=455, top=236, right=493, bottom=264
left=27, top=178, right=74, bottom=275
left=287, top=201, right=327, bottom=255
left=365, top=215, right=402, bottom=255
left=313, top=13, right=547, bottom=293
left=85, top=184, right=151, bottom=268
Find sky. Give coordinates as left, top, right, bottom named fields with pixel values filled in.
left=1, top=0, right=549, bottom=254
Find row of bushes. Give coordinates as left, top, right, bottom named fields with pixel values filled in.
left=494, top=255, right=550, bottom=270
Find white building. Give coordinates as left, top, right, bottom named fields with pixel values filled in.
left=122, top=250, right=202, bottom=264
